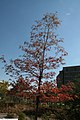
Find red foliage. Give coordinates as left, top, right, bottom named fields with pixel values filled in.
left=9, top=76, right=33, bottom=99
left=39, top=81, right=77, bottom=103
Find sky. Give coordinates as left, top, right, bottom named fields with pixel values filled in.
left=0, top=0, right=80, bottom=81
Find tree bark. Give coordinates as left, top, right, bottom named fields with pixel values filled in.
left=35, top=95, right=39, bottom=120
left=35, top=75, right=42, bottom=120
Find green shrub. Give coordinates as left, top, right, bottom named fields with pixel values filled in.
left=18, top=112, right=26, bottom=120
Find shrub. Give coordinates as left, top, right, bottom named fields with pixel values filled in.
left=18, top=112, right=26, bottom=120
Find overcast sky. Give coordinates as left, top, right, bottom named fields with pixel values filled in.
left=0, top=0, right=80, bottom=80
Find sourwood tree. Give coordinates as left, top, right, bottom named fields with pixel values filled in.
left=1, top=13, right=67, bottom=120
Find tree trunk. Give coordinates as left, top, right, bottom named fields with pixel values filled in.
left=35, top=75, right=41, bottom=120
left=35, top=95, right=39, bottom=120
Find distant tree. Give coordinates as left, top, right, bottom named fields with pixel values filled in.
left=0, top=80, right=9, bottom=97
left=1, top=13, right=67, bottom=120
